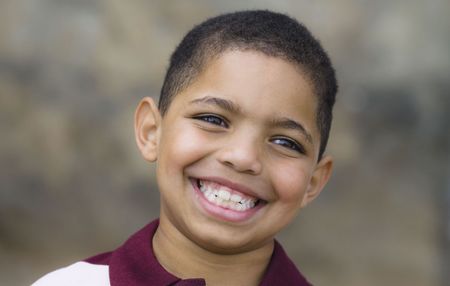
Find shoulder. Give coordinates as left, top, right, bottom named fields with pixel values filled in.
left=32, top=261, right=110, bottom=286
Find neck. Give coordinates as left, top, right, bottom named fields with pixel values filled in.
left=153, top=218, right=274, bottom=286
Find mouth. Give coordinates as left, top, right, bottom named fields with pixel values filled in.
left=196, top=178, right=262, bottom=212
left=190, top=177, right=266, bottom=222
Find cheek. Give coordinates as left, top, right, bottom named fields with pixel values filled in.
left=272, top=163, right=311, bottom=204
left=158, top=124, right=212, bottom=176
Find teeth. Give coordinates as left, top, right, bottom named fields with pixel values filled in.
left=197, top=179, right=259, bottom=212
left=230, top=194, right=242, bottom=202
left=218, top=189, right=230, bottom=200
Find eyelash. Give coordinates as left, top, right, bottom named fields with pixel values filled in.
left=271, top=137, right=305, bottom=154
left=192, top=114, right=229, bottom=128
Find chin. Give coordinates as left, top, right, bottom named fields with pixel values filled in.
left=187, top=221, right=272, bottom=255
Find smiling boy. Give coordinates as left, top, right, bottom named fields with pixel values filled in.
left=33, top=10, right=337, bottom=286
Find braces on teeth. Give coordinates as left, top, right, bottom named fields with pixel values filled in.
left=197, top=179, right=259, bottom=211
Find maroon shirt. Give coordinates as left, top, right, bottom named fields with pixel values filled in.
left=85, top=219, right=312, bottom=286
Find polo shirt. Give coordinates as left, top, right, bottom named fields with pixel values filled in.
left=33, top=219, right=311, bottom=286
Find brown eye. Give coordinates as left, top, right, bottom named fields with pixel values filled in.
left=193, top=114, right=229, bottom=128
left=271, top=137, right=305, bottom=154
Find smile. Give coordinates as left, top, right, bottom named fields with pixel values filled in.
left=196, top=179, right=260, bottom=212
left=190, top=177, right=265, bottom=222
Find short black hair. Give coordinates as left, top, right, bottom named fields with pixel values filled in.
left=159, top=10, right=337, bottom=159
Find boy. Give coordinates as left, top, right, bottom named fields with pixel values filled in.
left=33, top=10, right=337, bottom=286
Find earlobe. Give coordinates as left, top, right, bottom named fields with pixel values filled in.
left=134, top=97, right=161, bottom=162
left=301, top=155, right=333, bottom=208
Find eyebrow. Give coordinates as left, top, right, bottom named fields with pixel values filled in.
left=270, top=117, right=313, bottom=144
left=190, top=96, right=313, bottom=144
left=189, top=96, right=241, bottom=114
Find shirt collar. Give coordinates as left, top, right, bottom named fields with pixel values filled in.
left=108, top=219, right=310, bottom=286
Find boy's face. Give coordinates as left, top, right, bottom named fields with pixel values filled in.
left=136, top=50, right=332, bottom=253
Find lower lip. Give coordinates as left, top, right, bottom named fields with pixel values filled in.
left=190, top=179, right=264, bottom=223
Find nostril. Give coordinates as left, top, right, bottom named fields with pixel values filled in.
left=223, top=160, right=234, bottom=168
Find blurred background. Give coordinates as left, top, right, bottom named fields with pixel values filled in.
left=1, top=0, right=449, bottom=285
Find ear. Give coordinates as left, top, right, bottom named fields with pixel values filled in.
left=134, top=97, right=161, bottom=162
left=301, top=155, right=333, bottom=208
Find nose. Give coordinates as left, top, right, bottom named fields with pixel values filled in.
left=216, top=132, right=263, bottom=175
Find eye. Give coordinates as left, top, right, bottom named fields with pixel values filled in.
left=192, top=114, right=229, bottom=128
left=271, top=137, right=305, bottom=154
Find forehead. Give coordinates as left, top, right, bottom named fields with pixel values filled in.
left=173, top=50, right=319, bottom=135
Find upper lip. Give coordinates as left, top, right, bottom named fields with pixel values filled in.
left=194, top=176, right=267, bottom=202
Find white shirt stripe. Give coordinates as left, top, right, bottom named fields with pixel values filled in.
left=32, top=261, right=110, bottom=286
